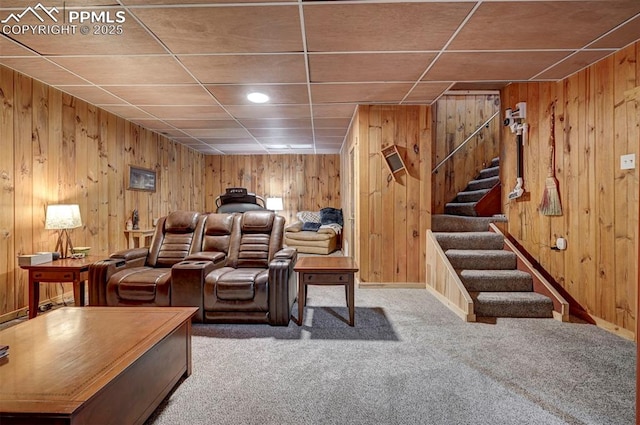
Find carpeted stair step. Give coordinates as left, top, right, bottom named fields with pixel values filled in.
left=467, top=175, right=500, bottom=191
left=444, top=202, right=477, bottom=216
left=431, top=215, right=507, bottom=232
left=471, top=292, right=554, bottom=318
left=446, top=249, right=517, bottom=270
left=435, top=232, right=504, bottom=251
left=490, top=157, right=500, bottom=167
left=460, top=269, right=533, bottom=292
left=455, top=188, right=490, bottom=203
left=478, top=165, right=500, bottom=179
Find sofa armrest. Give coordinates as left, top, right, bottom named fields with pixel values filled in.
left=109, top=247, right=149, bottom=268
left=88, top=258, right=127, bottom=306
left=171, top=260, right=218, bottom=322
left=284, top=221, right=302, bottom=232
left=185, top=251, right=226, bottom=265
left=274, top=246, right=297, bottom=260
left=267, top=253, right=297, bottom=326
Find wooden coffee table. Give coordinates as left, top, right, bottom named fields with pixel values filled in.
left=0, top=306, right=197, bottom=425
left=294, top=256, right=359, bottom=326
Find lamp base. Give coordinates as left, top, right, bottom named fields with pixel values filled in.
left=54, top=229, right=75, bottom=259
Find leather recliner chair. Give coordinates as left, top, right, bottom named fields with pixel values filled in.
left=171, top=210, right=297, bottom=325
left=89, top=211, right=205, bottom=307
left=90, top=210, right=298, bottom=326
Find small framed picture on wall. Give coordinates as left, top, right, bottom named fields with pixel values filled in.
left=127, top=165, right=157, bottom=192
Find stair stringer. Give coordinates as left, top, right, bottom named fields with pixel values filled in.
left=426, top=230, right=476, bottom=322
left=488, top=223, right=570, bottom=322
left=474, top=183, right=502, bottom=217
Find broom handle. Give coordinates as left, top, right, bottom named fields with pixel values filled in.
left=548, top=103, right=556, bottom=177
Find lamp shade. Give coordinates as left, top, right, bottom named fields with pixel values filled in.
left=45, top=204, right=82, bottom=230
left=266, top=197, right=284, bottom=211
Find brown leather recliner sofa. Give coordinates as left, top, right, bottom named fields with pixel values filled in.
left=88, top=210, right=297, bottom=326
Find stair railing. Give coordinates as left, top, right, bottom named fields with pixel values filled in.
left=432, top=110, right=501, bottom=174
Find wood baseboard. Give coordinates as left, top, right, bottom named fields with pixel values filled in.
left=0, top=291, right=73, bottom=325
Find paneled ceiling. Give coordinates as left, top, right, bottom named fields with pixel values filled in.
left=1, top=1, right=640, bottom=155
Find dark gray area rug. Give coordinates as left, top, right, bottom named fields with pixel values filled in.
left=146, top=286, right=635, bottom=425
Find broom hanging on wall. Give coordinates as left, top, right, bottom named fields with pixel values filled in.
left=539, top=102, right=562, bottom=216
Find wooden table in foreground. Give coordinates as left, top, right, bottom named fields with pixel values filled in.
left=0, top=306, right=197, bottom=425
left=20, top=256, right=103, bottom=319
left=294, top=256, right=359, bottom=326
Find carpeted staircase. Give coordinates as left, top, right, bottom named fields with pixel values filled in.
left=432, top=214, right=554, bottom=319
left=445, top=157, right=500, bottom=217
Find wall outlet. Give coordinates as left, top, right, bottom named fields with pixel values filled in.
left=620, top=153, right=635, bottom=170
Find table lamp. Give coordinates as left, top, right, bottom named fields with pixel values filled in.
left=45, top=204, right=82, bottom=259
left=266, top=197, right=284, bottom=212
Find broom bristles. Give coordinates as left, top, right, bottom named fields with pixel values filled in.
left=540, top=176, right=562, bottom=216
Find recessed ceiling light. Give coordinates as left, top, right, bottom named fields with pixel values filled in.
left=247, top=92, right=269, bottom=103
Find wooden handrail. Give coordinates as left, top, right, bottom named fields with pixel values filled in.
left=432, top=110, right=501, bottom=173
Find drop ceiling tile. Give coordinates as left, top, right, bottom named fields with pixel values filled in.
left=158, top=129, right=191, bottom=137
left=1, top=0, right=117, bottom=5
left=165, top=119, right=242, bottom=129
left=226, top=104, right=311, bottom=119
left=124, top=0, right=294, bottom=3
left=590, top=15, right=640, bottom=49
left=183, top=128, right=251, bottom=138
left=98, top=105, right=153, bottom=119
left=309, top=53, right=436, bottom=82
left=450, top=1, right=640, bottom=50
left=249, top=128, right=313, bottom=138
left=315, top=137, right=345, bottom=145
left=133, top=6, right=302, bottom=54
left=403, top=82, right=452, bottom=103
left=313, top=118, right=351, bottom=128
left=1, top=7, right=164, bottom=55
left=56, top=85, right=126, bottom=104
left=0, top=58, right=87, bottom=84
left=256, top=136, right=313, bottom=144
left=423, top=51, right=570, bottom=82
left=449, top=82, right=508, bottom=91
left=130, top=119, right=176, bottom=131
left=106, top=85, right=215, bottom=105
left=141, top=105, right=231, bottom=120
left=304, top=2, right=473, bottom=52
left=206, top=84, right=309, bottom=105
left=180, top=54, right=307, bottom=84
left=0, top=37, right=36, bottom=56
left=312, top=104, right=357, bottom=118
left=200, top=138, right=257, bottom=144
left=208, top=144, right=267, bottom=153
left=50, top=56, right=196, bottom=85
left=311, top=83, right=414, bottom=103
left=239, top=118, right=312, bottom=129
left=314, top=128, right=346, bottom=138
left=536, top=50, right=615, bottom=80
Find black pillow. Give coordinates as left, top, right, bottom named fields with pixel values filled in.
left=320, top=207, right=343, bottom=226
left=302, top=222, right=322, bottom=231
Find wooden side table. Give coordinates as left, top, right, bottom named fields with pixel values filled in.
left=19, top=256, right=101, bottom=319
left=124, top=229, right=155, bottom=249
left=294, top=256, right=359, bottom=326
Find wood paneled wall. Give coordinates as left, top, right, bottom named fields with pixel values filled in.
left=204, top=154, right=340, bottom=226
left=501, top=42, right=639, bottom=338
left=432, top=95, right=501, bottom=213
left=342, top=105, right=432, bottom=284
left=0, top=65, right=205, bottom=319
